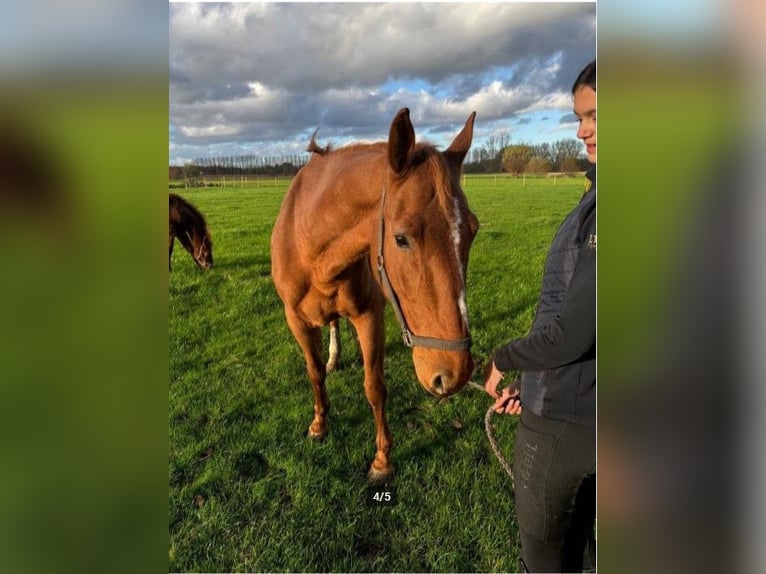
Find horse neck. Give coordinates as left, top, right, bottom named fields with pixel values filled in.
left=304, top=156, right=386, bottom=276
left=320, top=188, right=380, bottom=263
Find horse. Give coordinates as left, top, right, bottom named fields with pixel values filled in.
left=169, top=193, right=213, bottom=271
left=270, top=108, right=479, bottom=481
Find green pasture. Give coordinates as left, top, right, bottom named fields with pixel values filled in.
left=169, top=174, right=586, bottom=572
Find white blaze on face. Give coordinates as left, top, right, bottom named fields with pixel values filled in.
left=452, top=197, right=470, bottom=329
left=458, top=289, right=469, bottom=330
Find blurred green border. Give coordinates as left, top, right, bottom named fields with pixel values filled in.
left=0, top=37, right=746, bottom=574
left=0, top=75, right=170, bottom=574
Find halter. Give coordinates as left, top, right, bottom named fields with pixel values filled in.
left=185, top=230, right=207, bottom=266
left=375, top=185, right=472, bottom=352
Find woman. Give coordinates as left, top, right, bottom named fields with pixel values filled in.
left=484, top=60, right=596, bottom=573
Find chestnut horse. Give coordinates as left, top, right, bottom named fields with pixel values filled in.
left=169, top=193, right=213, bottom=271
left=271, top=108, right=478, bottom=481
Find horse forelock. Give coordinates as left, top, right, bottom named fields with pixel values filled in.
left=410, top=145, right=465, bottom=233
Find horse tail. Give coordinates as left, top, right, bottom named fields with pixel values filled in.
left=307, top=128, right=332, bottom=155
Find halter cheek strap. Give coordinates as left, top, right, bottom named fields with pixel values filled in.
left=184, top=230, right=206, bottom=264
left=376, top=185, right=472, bottom=352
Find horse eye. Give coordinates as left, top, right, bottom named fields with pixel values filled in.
left=394, top=234, right=411, bottom=249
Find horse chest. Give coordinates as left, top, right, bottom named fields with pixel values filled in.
left=298, top=265, right=373, bottom=324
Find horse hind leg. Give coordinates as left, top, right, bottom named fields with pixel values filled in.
left=285, top=310, right=330, bottom=439
left=326, top=319, right=341, bottom=373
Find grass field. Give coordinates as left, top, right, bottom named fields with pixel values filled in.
left=169, top=174, right=586, bottom=572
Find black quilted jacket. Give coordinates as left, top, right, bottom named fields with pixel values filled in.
left=493, top=166, right=596, bottom=428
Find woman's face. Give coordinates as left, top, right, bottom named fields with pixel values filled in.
left=574, top=85, right=597, bottom=164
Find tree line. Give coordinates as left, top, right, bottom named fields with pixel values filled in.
left=464, top=135, right=588, bottom=174
left=169, top=136, right=587, bottom=182
left=169, top=154, right=310, bottom=179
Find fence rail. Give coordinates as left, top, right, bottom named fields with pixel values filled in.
left=168, top=171, right=587, bottom=190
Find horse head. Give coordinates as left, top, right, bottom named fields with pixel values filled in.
left=380, top=108, right=479, bottom=396
left=191, top=229, right=214, bottom=269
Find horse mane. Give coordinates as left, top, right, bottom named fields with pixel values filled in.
left=170, top=193, right=210, bottom=239
left=307, top=128, right=332, bottom=156
left=409, top=144, right=457, bottom=221
left=304, top=134, right=456, bottom=221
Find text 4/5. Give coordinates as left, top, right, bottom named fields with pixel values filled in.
left=366, top=487, right=397, bottom=507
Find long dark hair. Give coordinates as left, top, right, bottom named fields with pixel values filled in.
left=572, top=60, right=596, bottom=93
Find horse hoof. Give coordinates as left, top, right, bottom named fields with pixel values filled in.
left=307, top=424, right=328, bottom=440
left=367, top=465, right=394, bottom=484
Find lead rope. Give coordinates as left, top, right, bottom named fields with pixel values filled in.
left=466, top=380, right=515, bottom=490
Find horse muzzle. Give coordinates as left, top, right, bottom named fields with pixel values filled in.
left=414, top=348, right=475, bottom=397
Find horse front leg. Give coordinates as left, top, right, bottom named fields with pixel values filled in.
left=350, top=303, right=393, bottom=482
left=285, top=310, right=330, bottom=439
left=169, top=234, right=175, bottom=271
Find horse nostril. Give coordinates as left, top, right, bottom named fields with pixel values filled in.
left=431, top=374, right=444, bottom=395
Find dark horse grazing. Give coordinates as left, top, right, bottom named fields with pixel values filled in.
left=169, top=193, right=213, bottom=271
left=271, top=108, right=479, bottom=481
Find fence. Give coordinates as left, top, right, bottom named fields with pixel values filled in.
left=169, top=171, right=587, bottom=191
left=461, top=171, right=586, bottom=188
left=169, top=174, right=296, bottom=190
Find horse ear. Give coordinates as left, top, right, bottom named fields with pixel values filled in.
left=444, top=111, right=476, bottom=168
left=388, top=107, right=416, bottom=174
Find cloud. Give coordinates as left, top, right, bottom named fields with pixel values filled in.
left=169, top=2, right=596, bottom=163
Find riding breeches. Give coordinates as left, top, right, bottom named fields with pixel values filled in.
left=512, top=409, right=596, bottom=573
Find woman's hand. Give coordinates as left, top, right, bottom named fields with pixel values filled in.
left=483, top=360, right=505, bottom=398
left=492, top=381, right=523, bottom=416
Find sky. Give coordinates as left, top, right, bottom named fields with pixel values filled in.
left=169, top=2, right=597, bottom=166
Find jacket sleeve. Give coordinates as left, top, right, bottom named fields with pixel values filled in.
left=492, top=235, right=595, bottom=372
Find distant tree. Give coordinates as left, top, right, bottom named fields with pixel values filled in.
left=501, top=144, right=535, bottom=175
left=482, top=133, right=511, bottom=172
left=559, top=156, right=581, bottom=172
left=553, top=138, right=583, bottom=171
left=525, top=156, right=552, bottom=174
left=182, top=163, right=201, bottom=188
left=532, top=143, right=554, bottom=166
left=278, top=162, right=298, bottom=176
left=484, top=135, right=500, bottom=163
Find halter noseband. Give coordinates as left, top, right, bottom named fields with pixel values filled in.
left=375, top=185, right=472, bottom=352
